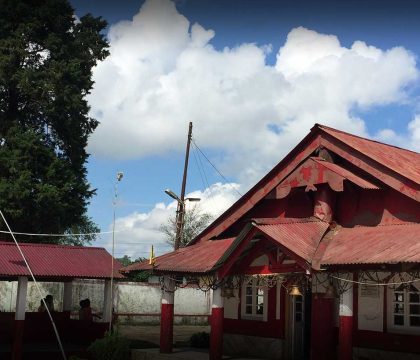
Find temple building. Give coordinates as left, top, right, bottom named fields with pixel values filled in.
left=123, top=124, right=420, bottom=360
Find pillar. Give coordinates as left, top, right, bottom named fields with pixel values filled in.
left=313, top=185, right=335, bottom=222
left=311, top=294, right=335, bottom=360
left=12, top=276, right=28, bottom=360
left=160, top=276, right=175, bottom=353
left=103, top=279, right=112, bottom=323
left=339, top=282, right=353, bottom=360
left=63, top=281, right=73, bottom=313
left=210, top=287, right=224, bottom=360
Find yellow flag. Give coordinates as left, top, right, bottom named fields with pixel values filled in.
left=149, top=245, right=156, bottom=266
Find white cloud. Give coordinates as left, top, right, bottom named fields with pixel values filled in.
left=373, top=114, right=420, bottom=152
left=88, top=1, right=418, bottom=188
left=408, top=115, right=420, bottom=152
left=108, top=182, right=240, bottom=259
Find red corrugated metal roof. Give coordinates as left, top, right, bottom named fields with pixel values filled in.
left=0, top=241, right=124, bottom=279
left=311, top=158, right=379, bottom=189
left=255, top=218, right=330, bottom=263
left=122, top=238, right=235, bottom=274
left=319, top=125, right=420, bottom=185
left=191, top=124, right=419, bottom=245
left=320, top=223, right=420, bottom=265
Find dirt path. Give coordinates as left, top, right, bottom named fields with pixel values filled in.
left=118, top=325, right=210, bottom=346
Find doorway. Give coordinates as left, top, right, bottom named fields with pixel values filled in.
left=288, top=288, right=312, bottom=360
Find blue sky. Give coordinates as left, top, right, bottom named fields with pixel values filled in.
left=70, top=0, right=420, bottom=258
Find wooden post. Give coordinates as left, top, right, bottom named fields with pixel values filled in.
left=174, top=121, right=193, bottom=250
left=103, top=279, right=112, bottom=323
left=12, top=276, right=28, bottom=360
left=160, top=276, right=175, bottom=353
left=339, top=281, right=353, bottom=360
left=63, top=281, right=73, bottom=312
left=210, top=287, right=224, bottom=360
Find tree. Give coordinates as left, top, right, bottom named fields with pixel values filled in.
left=116, top=255, right=150, bottom=282
left=0, top=0, right=108, bottom=244
left=160, top=204, right=213, bottom=248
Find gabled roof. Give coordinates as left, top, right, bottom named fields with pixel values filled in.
left=320, top=125, right=420, bottom=185
left=122, top=238, right=235, bottom=274
left=255, top=218, right=330, bottom=264
left=0, top=241, right=124, bottom=279
left=192, top=124, right=420, bottom=244
left=122, top=124, right=420, bottom=276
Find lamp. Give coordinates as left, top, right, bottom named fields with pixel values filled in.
left=289, top=285, right=302, bottom=296
left=164, top=189, right=201, bottom=250
left=164, top=189, right=180, bottom=201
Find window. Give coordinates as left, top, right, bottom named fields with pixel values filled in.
left=241, top=277, right=267, bottom=321
left=389, top=284, right=420, bottom=333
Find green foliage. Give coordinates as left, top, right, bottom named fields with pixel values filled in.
left=190, top=331, right=210, bottom=348
left=160, top=204, right=213, bottom=247
left=87, top=331, right=130, bottom=360
left=117, top=255, right=150, bottom=282
left=0, top=0, right=108, bottom=243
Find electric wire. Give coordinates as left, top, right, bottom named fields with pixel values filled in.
left=0, top=229, right=123, bottom=237
left=192, top=145, right=209, bottom=191
left=191, top=144, right=220, bottom=215
left=0, top=209, right=67, bottom=360
left=191, top=138, right=243, bottom=197
left=329, top=274, right=420, bottom=286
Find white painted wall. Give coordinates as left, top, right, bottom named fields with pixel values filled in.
left=224, top=288, right=239, bottom=319
left=358, top=284, right=383, bottom=332
left=0, top=280, right=211, bottom=320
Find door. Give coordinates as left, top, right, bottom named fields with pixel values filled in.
left=291, top=294, right=305, bottom=360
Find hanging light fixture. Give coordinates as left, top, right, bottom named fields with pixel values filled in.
left=289, top=285, right=302, bottom=296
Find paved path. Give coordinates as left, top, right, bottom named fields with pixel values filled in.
left=121, top=325, right=264, bottom=359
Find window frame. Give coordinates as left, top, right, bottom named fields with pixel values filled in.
left=388, top=283, right=420, bottom=334
left=241, top=277, right=268, bottom=321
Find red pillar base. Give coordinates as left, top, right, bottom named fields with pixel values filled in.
left=160, top=303, right=174, bottom=353
left=311, top=295, right=335, bottom=360
left=12, top=320, right=25, bottom=360
left=209, top=307, right=224, bottom=360
left=339, top=315, right=353, bottom=360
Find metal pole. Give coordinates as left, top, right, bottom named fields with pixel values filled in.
left=174, top=122, right=192, bottom=250
left=109, top=172, right=123, bottom=332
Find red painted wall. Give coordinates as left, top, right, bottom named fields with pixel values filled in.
left=337, top=187, right=420, bottom=227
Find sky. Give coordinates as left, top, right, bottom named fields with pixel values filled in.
left=69, top=0, right=420, bottom=259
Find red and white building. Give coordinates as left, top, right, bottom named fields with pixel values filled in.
left=123, top=124, right=420, bottom=360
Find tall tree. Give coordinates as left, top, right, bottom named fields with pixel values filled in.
left=0, top=0, right=109, bottom=244
left=160, top=205, right=213, bottom=248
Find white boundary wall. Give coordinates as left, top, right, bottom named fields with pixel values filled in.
left=0, top=280, right=211, bottom=323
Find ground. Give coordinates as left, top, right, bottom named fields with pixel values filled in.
left=119, top=324, right=211, bottom=347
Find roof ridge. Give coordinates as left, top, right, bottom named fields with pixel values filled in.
left=315, top=123, right=420, bottom=155
left=253, top=216, right=327, bottom=225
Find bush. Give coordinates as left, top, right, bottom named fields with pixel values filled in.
left=190, top=331, right=210, bottom=348
left=88, top=331, right=130, bottom=360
